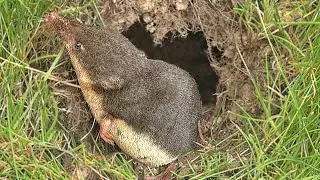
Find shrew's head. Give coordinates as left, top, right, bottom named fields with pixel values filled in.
left=45, top=11, right=108, bottom=66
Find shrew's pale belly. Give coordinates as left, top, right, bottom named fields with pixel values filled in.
left=70, top=54, right=106, bottom=123
left=111, top=119, right=178, bottom=167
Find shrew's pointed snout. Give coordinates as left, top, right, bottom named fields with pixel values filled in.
left=45, top=11, right=73, bottom=41
left=45, top=11, right=67, bottom=29
left=45, top=11, right=60, bottom=23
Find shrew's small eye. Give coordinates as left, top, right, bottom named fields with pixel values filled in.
left=74, top=42, right=83, bottom=50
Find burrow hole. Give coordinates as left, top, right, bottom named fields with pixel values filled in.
left=122, top=22, right=221, bottom=105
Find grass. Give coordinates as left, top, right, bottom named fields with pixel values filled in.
left=234, top=0, right=320, bottom=179
left=1, top=0, right=320, bottom=179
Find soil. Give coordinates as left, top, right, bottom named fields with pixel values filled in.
left=35, top=0, right=274, bottom=179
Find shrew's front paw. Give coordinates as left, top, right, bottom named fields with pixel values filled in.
left=99, top=117, right=115, bottom=145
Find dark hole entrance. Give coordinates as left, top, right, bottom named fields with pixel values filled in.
left=122, top=22, right=220, bottom=105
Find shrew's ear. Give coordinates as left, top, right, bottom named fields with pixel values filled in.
left=98, top=76, right=125, bottom=90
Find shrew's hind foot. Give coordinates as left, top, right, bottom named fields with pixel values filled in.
left=143, top=162, right=178, bottom=180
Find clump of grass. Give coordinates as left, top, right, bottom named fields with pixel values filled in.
left=0, top=0, right=69, bottom=178
left=234, top=0, right=320, bottom=178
